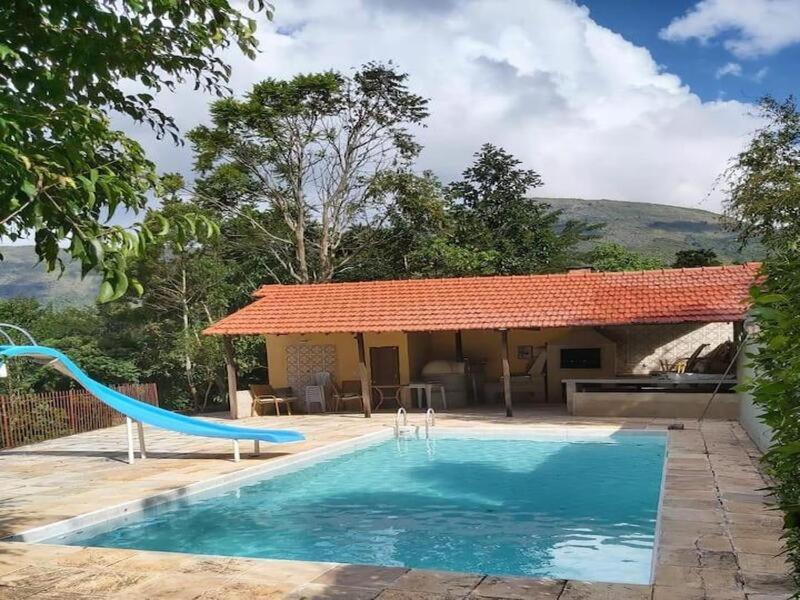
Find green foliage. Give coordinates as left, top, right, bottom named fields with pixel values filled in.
left=726, top=96, right=800, bottom=590
left=0, top=0, right=269, bottom=299
left=725, top=97, right=800, bottom=248
left=672, top=248, right=722, bottom=268
left=446, top=144, right=600, bottom=275
left=187, top=63, right=429, bottom=282
left=585, top=242, right=665, bottom=272
left=0, top=298, right=140, bottom=394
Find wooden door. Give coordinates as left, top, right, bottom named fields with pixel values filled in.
left=370, top=346, right=400, bottom=386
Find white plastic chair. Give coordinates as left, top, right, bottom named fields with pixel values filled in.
left=305, top=384, right=326, bottom=413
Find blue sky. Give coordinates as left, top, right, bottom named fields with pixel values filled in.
left=8, top=0, right=799, bottom=252
left=586, top=0, right=798, bottom=103
left=109, top=0, right=800, bottom=213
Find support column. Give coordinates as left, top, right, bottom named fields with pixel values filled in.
left=125, top=417, right=135, bottom=465
left=455, top=330, right=464, bottom=362
left=137, top=421, right=147, bottom=459
left=222, top=335, right=239, bottom=419
left=356, top=333, right=372, bottom=418
left=500, top=329, right=513, bottom=417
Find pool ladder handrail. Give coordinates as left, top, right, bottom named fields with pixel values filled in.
left=394, top=407, right=408, bottom=438
left=425, top=408, right=436, bottom=439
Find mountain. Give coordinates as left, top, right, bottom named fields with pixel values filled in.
left=0, top=199, right=762, bottom=305
left=0, top=246, right=100, bottom=306
left=545, top=197, right=762, bottom=263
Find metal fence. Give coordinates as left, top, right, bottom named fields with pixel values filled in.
left=0, top=383, right=158, bottom=449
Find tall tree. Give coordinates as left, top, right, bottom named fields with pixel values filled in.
left=446, top=144, right=599, bottom=274
left=187, top=63, right=429, bottom=283
left=0, top=0, right=269, bottom=298
left=724, top=96, right=800, bottom=589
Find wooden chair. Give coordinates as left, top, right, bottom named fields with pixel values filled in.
left=249, top=384, right=298, bottom=416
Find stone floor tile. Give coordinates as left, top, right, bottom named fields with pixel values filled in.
left=739, top=571, right=795, bottom=595
left=658, top=548, right=700, bottom=567
left=559, top=581, right=651, bottom=599
left=737, top=553, right=791, bottom=575
left=238, top=559, right=337, bottom=586
left=0, top=566, right=81, bottom=593
left=312, top=565, right=409, bottom=589
left=387, top=569, right=483, bottom=597
left=196, top=577, right=294, bottom=599
left=731, top=537, right=786, bottom=556
left=113, top=549, right=198, bottom=572
left=114, top=572, right=232, bottom=599
left=0, top=585, right=56, bottom=599
left=376, top=590, right=451, bottom=600
left=285, top=583, right=380, bottom=600
left=49, top=568, right=150, bottom=596
left=699, top=550, right=739, bottom=570
left=53, top=546, right=136, bottom=568
left=469, top=575, right=565, bottom=599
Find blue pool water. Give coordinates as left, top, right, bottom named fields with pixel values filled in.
left=50, top=432, right=666, bottom=584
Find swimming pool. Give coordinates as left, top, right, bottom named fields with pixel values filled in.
left=45, top=429, right=667, bottom=584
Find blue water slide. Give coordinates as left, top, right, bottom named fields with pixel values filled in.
left=0, top=345, right=305, bottom=446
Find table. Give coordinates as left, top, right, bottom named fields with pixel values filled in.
left=407, top=382, right=447, bottom=410
left=371, top=385, right=406, bottom=410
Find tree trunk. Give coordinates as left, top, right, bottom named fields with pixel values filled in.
left=221, top=336, right=239, bottom=419
left=180, top=266, right=200, bottom=409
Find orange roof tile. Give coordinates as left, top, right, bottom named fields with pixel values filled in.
left=204, top=263, right=761, bottom=335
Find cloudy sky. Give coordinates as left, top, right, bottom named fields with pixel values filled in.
left=123, top=0, right=800, bottom=213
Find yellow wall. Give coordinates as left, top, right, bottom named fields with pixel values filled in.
left=266, top=331, right=410, bottom=389
left=267, top=327, right=578, bottom=390
left=461, top=328, right=568, bottom=378
left=546, top=329, right=617, bottom=401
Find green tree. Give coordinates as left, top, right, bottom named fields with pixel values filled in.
left=0, top=0, right=269, bottom=299
left=724, top=96, right=800, bottom=589
left=0, top=298, right=140, bottom=394
left=585, top=242, right=665, bottom=272
left=446, top=144, right=598, bottom=275
left=187, top=63, right=429, bottom=283
left=672, top=248, right=722, bottom=268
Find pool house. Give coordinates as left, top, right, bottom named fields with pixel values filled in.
left=205, top=263, right=759, bottom=420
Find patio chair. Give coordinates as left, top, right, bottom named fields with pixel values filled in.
left=314, top=372, right=365, bottom=412
left=249, top=384, right=298, bottom=417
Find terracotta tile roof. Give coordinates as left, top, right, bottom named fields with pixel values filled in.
left=204, top=263, right=761, bottom=335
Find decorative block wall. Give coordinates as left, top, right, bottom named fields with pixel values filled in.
left=600, top=322, right=734, bottom=375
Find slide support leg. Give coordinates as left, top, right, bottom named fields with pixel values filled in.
left=137, top=421, right=147, bottom=459
left=233, top=440, right=240, bottom=462
left=254, top=440, right=260, bottom=456
left=126, top=417, right=135, bottom=465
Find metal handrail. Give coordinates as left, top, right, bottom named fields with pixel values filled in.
left=394, top=407, right=408, bottom=437
left=425, top=408, right=436, bottom=439
left=0, top=324, right=37, bottom=345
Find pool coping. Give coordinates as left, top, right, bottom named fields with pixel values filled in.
left=6, top=425, right=668, bottom=587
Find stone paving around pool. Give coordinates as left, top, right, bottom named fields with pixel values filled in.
left=0, top=410, right=793, bottom=599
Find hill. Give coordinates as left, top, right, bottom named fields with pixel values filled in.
left=0, top=199, right=762, bottom=305
left=545, top=197, right=762, bottom=263
left=0, top=246, right=100, bottom=306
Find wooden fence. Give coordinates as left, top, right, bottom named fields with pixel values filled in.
left=0, top=383, right=158, bottom=449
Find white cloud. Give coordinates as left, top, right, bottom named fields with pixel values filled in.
left=754, top=66, right=769, bottom=81
left=118, top=0, right=761, bottom=213
left=715, top=62, right=742, bottom=78
left=660, top=0, right=800, bottom=58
